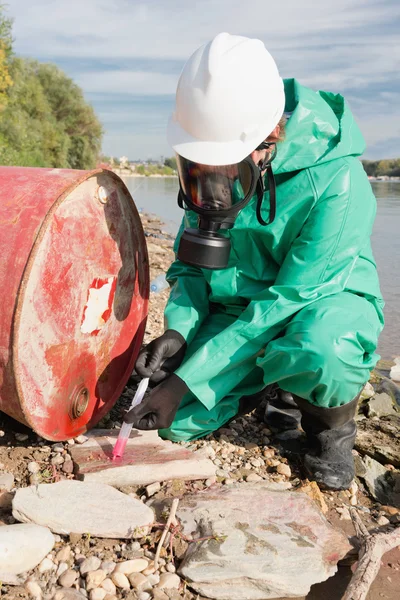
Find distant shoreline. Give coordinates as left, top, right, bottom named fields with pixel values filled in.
left=112, top=170, right=178, bottom=179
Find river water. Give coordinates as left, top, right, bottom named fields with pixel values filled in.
left=123, top=176, right=399, bottom=360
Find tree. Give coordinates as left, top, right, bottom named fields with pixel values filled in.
left=0, top=5, right=13, bottom=110
left=0, top=6, right=103, bottom=169
left=164, top=156, right=177, bottom=170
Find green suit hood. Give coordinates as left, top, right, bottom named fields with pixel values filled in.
left=274, top=79, right=366, bottom=174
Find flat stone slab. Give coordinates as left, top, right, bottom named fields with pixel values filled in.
left=69, top=429, right=215, bottom=486
left=0, top=523, right=55, bottom=576
left=177, top=483, right=351, bottom=600
left=12, top=480, right=154, bottom=538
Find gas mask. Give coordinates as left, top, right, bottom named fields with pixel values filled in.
left=176, top=142, right=277, bottom=269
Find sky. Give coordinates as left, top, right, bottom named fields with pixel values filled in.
left=9, top=0, right=400, bottom=161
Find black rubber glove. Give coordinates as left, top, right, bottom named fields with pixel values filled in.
left=124, top=374, right=188, bottom=430
left=135, top=329, right=187, bottom=385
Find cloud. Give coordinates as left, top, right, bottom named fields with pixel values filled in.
left=8, top=0, right=400, bottom=158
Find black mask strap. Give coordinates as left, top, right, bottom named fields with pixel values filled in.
left=256, top=164, right=276, bottom=226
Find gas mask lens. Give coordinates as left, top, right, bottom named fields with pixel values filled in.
left=176, top=156, right=256, bottom=214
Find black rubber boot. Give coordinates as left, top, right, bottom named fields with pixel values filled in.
left=293, top=395, right=360, bottom=491
left=263, top=387, right=302, bottom=431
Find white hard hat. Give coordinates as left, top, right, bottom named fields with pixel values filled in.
left=167, top=32, right=285, bottom=166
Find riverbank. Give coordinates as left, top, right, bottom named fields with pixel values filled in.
left=0, top=212, right=399, bottom=600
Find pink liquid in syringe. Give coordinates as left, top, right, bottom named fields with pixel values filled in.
left=112, top=437, right=128, bottom=459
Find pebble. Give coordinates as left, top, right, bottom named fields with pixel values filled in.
left=205, top=477, right=217, bottom=487
left=51, top=454, right=65, bottom=466
left=56, top=545, right=72, bottom=563
left=25, top=580, right=42, bottom=599
left=103, top=596, right=117, bottom=600
left=377, top=515, right=390, bottom=526
left=58, top=568, right=78, bottom=587
left=15, top=432, right=29, bottom=442
left=158, top=572, right=181, bottom=589
left=86, top=570, right=107, bottom=590
left=113, top=558, right=149, bottom=574
left=75, top=435, right=89, bottom=444
left=39, top=557, right=56, bottom=572
left=62, top=459, right=74, bottom=474
left=128, top=573, right=151, bottom=591
left=250, top=458, right=264, bottom=468
left=142, top=561, right=156, bottom=576
left=138, top=593, right=152, bottom=600
left=147, top=573, right=160, bottom=585
left=52, top=443, right=65, bottom=453
left=276, top=463, right=291, bottom=477
left=145, top=481, right=161, bottom=497
left=56, top=562, right=69, bottom=577
left=89, top=590, right=106, bottom=600
left=245, top=473, right=263, bottom=482
left=0, top=472, right=14, bottom=491
left=381, top=505, right=399, bottom=516
left=244, top=442, right=258, bottom=450
left=111, top=572, right=130, bottom=589
left=80, top=556, right=102, bottom=575
left=152, top=591, right=169, bottom=600
left=100, top=579, right=116, bottom=595
left=166, top=563, right=176, bottom=573
left=28, top=462, right=41, bottom=474
left=350, top=495, right=358, bottom=506
left=101, top=561, right=116, bottom=575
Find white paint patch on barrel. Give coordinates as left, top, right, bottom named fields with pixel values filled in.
left=81, top=277, right=115, bottom=334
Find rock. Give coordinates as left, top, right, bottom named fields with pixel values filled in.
left=51, top=455, right=65, bottom=466
left=15, top=433, right=29, bottom=442
left=28, top=462, right=41, bottom=474
left=381, top=505, right=399, bottom=516
left=12, top=481, right=154, bottom=538
left=245, top=473, right=262, bottom=482
left=152, top=591, right=169, bottom=600
left=111, top=571, right=130, bottom=589
left=360, top=456, right=400, bottom=508
left=355, top=420, right=400, bottom=468
left=389, top=357, right=400, bottom=382
left=296, top=481, right=328, bottom=514
left=100, top=578, right=116, bottom=595
left=177, top=483, right=351, bottom=600
left=54, top=590, right=87, bottom=600
left=158, top=573, right=181, bottom=590
left=166, top=563, right=176, bottom=573
left=69, top=429, right=215, bottom=486
left=62, top=460, right=74, bottom=474
left=367, top=393, right=397, bottom=417
left=0, top=472, right=14, bottom=491
left=57, top=562, right=69, bottom=577
left=128, top=572, right=151, bottom=591
left=56, top=545, right=72, bottom=563
left=38, top=557, right=56, bottom=572
left=276, top=463, right=291, bottom=477
left=360, top=382, right=375, bottom=401
left=89, top=590, right=106, bottom=600
left=376, top=515, right=390, bottom=526
left=101, top=561, right=116, bottom=575
left=113, top=558, right=149, bottom=574
left=0, top=524, right=55, bottom=574
left=0, top=490, right=13, bottom=509
left=25, top=579, right=43, bottom=599
left=146, top=482, right=161, bottom=497
left=86, top=569, right=107, bottom=590
left=148, top=573, right=160, bottom=586
left=59, top=569, right=79, bottom=587
left=80, top=557, right=102, bottom=575
left=75, top=435, right=89, bottom=444
left=138, top=593, right=151, bottom=600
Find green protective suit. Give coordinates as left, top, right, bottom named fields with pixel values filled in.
left=160, top=78, right=385, bottom=442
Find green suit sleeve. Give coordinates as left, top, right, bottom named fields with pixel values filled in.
left=164, top=218, right=210, bottom=345
left=175, top=161, right=377, bottom=408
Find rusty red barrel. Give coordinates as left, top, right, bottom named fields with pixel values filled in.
left=0, top=167, right=149, bottom=441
